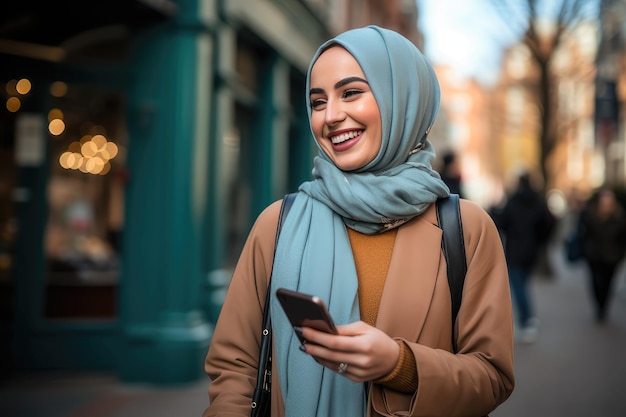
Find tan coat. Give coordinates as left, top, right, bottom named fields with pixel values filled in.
left=203, top=198, right=514, bottom=417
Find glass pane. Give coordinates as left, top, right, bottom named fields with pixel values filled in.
left=223, top=103, right=253, bottom=269
left=44, top=84, right=126, bottom=320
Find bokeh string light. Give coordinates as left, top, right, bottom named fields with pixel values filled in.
left=59, top=134, right=119, bottom=176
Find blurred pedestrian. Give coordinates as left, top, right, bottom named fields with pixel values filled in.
left=439, top=150, right=464, bottom=197
left=562, top=190, right=587, bottom=264
left=493, top=171, right=555, bottom=343
left=203, top=25, right=514, bottom=417
left=579, top=188, right=626, bottom=323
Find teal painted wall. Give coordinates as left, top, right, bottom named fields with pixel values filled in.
left=120, top=9, right=212, bottom=383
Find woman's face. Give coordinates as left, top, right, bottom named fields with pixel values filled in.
left=309, top=46, right=382, bottom=171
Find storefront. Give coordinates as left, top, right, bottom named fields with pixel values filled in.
left=0, top=2, right=159, bottom=373
left=0, top=0, right=326, bottom=383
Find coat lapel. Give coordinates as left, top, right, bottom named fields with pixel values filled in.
left=375, top=204, right=443, bottom=341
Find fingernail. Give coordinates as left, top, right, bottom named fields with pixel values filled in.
left=299, top=344, right=307, bottom=352
left=293, top=326, right=303, bottom=337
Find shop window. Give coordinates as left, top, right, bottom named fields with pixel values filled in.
left=44, top=85, right=127, bottom=319
left=235, top=38, right=261, bottom=95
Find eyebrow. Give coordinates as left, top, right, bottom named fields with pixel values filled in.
left=309, top=76, right=369, bottom=96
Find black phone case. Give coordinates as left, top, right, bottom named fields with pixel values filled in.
left=276, top=288, right=337, bottom=343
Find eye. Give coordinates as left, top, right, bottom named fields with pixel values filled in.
left=342, top=89, right=363, bottom=99
left=310, top=98, right=326, bottom=109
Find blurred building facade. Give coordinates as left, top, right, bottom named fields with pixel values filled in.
left=491, top=20, right=600, bottom=198
left=596, top=0, right=626, bottom=187
left=554, top=21, right=603, bottom=196
left=459, top=13, right=623, bottom=208
left=0, top=0, right=422, bottom=384
left=432, top=3, right=626, bottom=210
left=430, top=67, right=494, bottom=206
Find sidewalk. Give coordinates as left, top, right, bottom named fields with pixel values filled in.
left=0, top=372, right=210, bottom=417
left=492, top=244, right=626, bottom=417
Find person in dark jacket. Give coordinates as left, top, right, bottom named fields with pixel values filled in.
left=493, top=171, right=555, bottom=343
left=439, top=150, right=464, bottom=198
left=579, top=188, right=626, bottom=323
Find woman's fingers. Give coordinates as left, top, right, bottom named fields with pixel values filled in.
left=299, top=321, right=400, bottom=381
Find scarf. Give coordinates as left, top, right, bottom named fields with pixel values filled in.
left=270, top=25, right=450, bottom=417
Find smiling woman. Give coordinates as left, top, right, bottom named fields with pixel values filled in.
left=203, top=25, right=514, bottom=417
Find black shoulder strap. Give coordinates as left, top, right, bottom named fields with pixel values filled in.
left=261, top=192, right=297, bottom=327
left=435, top=194, right=467, bottom=352
left=252, top=192, right=297, bottom=415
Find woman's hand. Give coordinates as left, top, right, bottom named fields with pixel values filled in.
left=298, top=321, right=400, bottom=382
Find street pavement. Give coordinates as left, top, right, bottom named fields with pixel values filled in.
left=1, top=244, right=625, bottom=417
left=0, top=372, right=209, bottom=417
left=492, top=244, right=626, bottom=417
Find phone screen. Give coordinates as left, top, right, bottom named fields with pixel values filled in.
left=276, top=288, right=337, bottom=343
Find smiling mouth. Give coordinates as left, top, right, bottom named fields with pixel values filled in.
left=330, top=130, right=363, bottom=145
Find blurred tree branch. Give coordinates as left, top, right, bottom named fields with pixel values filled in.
left=486, top=0, right=599, bottom=190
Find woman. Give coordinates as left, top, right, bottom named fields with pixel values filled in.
left=203, top=26, right=514, bottom=417
left=580, top=188, right=626, bottom=322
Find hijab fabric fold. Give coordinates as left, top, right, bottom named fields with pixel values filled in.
left=270, top=25, right=450, bottom=417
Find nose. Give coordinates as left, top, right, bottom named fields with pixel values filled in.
left=324, top=100, right=346, bottom=126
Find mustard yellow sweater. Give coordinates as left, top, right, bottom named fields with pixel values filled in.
left=347, top=228, right=418, bottom=392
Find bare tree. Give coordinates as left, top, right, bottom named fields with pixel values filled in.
left=487, top=0, right=599, bottom=190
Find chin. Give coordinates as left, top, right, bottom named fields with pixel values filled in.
left=335, top=161, right=367, bottom=172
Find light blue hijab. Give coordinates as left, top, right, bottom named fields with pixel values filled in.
left=270, top=25, right=450, bottom=417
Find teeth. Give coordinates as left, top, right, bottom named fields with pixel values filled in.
left=331, top=130, right=363, bottom=144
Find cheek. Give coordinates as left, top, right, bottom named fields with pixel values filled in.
left=365, top=106, right=381, bottom=126
left=354, top=99, right=381, bottom=131
left=362, top=107, right=382, bottom=142
left=310, top=113, right=325, bottom=138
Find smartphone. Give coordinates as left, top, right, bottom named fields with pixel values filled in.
left=276, top=288, right=338, bottom=344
